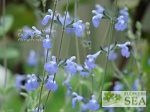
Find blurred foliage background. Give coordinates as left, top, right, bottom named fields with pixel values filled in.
left=0, top=0, right=150, bottom=111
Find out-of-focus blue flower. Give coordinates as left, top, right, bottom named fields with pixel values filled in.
left=22, top=26, right=34, bottom=39
left=32, top=26, right=41, bottom=35
left=117, top=42, right=130, bottom=58
left=104, top=107, right=114, bottom=112
left=25, top=74, right=38, bottom=91
left=77, top=65, right=90, bottom=77
left=132, top=79, right=140, bottom=91
left=148, top=58, right=150, bottom=66
left=34, top=107, right=43, bottom=112
left=42, top=9, right=56, bottom=26
left=15, top=74, right=26, bottom=90
left=81, top=103, right=87, bottom=112
left=115, top=16, right=127, bottom=31
left=27, top=50, right=38, bottom=66
left=73, top=20, right=85, bottom=37
left=85, top=51, right=101, bottom=69
left=45, top=75, right=58, bottom=92
left=72, top=92, right=83, bottom=108
left=22, top=26, right=41, bottom=39
left=44, top=56, right=58, bottom=75
left=108, top=51, right=118, bottom=61
left=66, top=56, right=78, bottom=76
left=92, top=4, right=104, bottom=28
left=119, top=7, right=129, bottom=22
left=113, top=81, right=124, bottom=91
left=63, top=74, right=72, bottom=96
left=43, top=35, right=52, bottom=48
left=86, top=95, right=100, bottom=111
left=92, top=10, right=103, bottom=28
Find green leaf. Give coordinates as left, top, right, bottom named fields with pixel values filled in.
left=0, top=15, right=14, bottom=36
left=54, top=15, right=62, bottom=26
left=0, top=47, right=19, bottom=59
left=66, top=20, right=74, bottom=28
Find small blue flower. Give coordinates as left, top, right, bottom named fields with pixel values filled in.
left=34, top=107, right=43, bottom=112
left=113, top=81, right=124, bottom=91
left=85, top=51, right=101, bottom=69
left=73, top=20, right=85, bottom=37
left=27, top=50, right=38, bottom=66
left=92, top=4, right=104, bottom=28
left=115, top=16, right=127, bottom=31
left=148, top=58, right=150, bottom=66
left=104, top=107, right=114, bottom=112
left=86, top=95, right=100, bottom=111
left=32, top=26, right=41, bottom=35
left=119, top=7, right=129, bottom=22
left=132, top=79, right=140, bottom=91
left=66, top=56, right=78, bottom=76
left=77, top=65, right=90, bottom=77
left=117, top=42, right=130, bottom=58
left=92, top=10, right=103, bottom=28
left=45, top=75, right=58, bottom=92
left=15, top=74, right=26, bottom=90
left=22, top=26, right=34, bottom=39
left=25, top=74, right=38, bottom=91
left=44, top=56, right=58, bottom=75
left=42, top=9, right=56, bottom=26
left=108, top=51, right=118, bottom=61
left=72, top=92, right=83, bottom=108
left=22, top=26, right=41, bottom=39
left=43, top=35, right=52, bottom=48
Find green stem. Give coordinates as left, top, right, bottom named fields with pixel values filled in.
left=43, top=0, right=70, bottom=109
left=37, top=0, right=58, bottom=111
left=98, top=20, right=113, bottom=102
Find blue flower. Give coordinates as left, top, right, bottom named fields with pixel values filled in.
left=66, top=56, right=78, bottom=76
left=43, top=35, right=52, bottom=48
left=86, top=95, right=100, bottom=111
left=148, top=58, right=150, bottom=66
left=92, top=10, right=103, bottom=28
left=27, top=50, right=38, bottom=66
left=15, top=74, right=26, bottom=90
left=22, top=26, right=41, bottom=39
left=32, top=26, right=41, bottom=35
left=119, top=7, right=129, bottom=22
left=117, top=42, right=130, bottom=58
left=132, top=79, right=140, bottom=91
left=45, top=75, right=58, bottom=92
left=73, top=20, right=85, bottom=37
left=113, top=81, right=124, bottom=91
left=115, top=16, right=127, bottom=31
left=77, top=65, right=90, bottom=77
left=72, top=92, right=83, bottom=108
left=22, top=26, right=34, bottom=39
left=44, top=56, right=58, bottom=75
left=25, top=74, right=38, bottom=91
left=92, top=4, right=104, bottom=28
left=34, top=107, right=43, bottom=112
left=85, top=51, right=101, bottom=69
left=42, top=9, right=56, bottom=26
left=108, top=51, right=118, bottom=61
left=104, top=107, right=114, bottom=112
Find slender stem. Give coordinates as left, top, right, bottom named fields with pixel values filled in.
left=111, top=61, right=131, bottom=90
left=37, top=0, right=58, bottom=111
left=74, top=0, right=80, bottom=64
left=91, top=74, right=94, bottom=95
left=98, top=20, right=113, bottom=102
left=3, top=0, right=7, bottom=90
left=43, top=0, right=70, bottom=109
